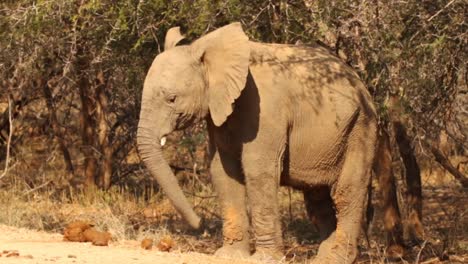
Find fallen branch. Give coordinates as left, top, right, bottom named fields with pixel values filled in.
left=427, top=141, right=468, bottom=188
left=183, top=192, right=217, bottom=199
left=420, top=257, right=441, bottom=264
left=23, top=180, right=53, bottom=196
left=415, top=240, right=428, bottom=264
left=170, top=164, right=207, bottom=175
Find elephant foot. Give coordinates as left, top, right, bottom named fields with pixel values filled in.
left=251, top=248, right=284, bottom=263
left=214, top=241, right=250, bottom=259
left=311, top=232, right=358, bottom=264
left=385, top=244, right=405, bottom=261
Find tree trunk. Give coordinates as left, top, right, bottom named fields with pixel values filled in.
left=392, top=121, right=424, bottom=241
left=95, top=71, right=113, bottom=190
left=0, top=93, right=31, bottom=142
left=373, top=128, right=404, bottom=251
left=42, top=80, right=75, bottom=179
left=78, top=74, right=97, bottom=188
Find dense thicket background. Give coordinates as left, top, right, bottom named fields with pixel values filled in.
left=0, top=0, right=466, bottom=261
left=1, top=0, right=465, bottom=189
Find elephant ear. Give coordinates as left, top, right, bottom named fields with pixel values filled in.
left=191, top=22, right=250, bottom=126
left=164, top=27, right=185, bottom=50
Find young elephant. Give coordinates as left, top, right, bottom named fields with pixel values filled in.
left=137, top=23, right=377, bottom=263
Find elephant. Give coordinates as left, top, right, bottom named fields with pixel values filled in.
left=137, top=22, right=378, bottom=263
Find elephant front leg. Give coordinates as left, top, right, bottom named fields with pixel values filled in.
left=210, top=150, right=250, bottom=258
left=242, top=149, right=285, bottom=262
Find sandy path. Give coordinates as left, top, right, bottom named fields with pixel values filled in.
left=0, top=225, right=253, bottom=264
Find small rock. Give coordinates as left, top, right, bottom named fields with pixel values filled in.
left=68, top=254, right=77, bottom=258
left=141, top=238, right=153, bottom=250
left=23, top=254, right=34, bottom=259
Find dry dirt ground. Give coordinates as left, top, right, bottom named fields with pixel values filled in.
left=0, top=225, right=254, bottom=264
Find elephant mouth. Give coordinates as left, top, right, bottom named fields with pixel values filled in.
left=175, top=114, right=197, bottom=131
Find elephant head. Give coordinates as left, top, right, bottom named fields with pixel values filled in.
left=137, top=23, right=250, bottom=229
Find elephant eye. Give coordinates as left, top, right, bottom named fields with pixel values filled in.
left=166, top=95, right=177, bottom=104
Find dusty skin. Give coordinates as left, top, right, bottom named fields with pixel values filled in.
left=0, top=225, right=255, bottom=264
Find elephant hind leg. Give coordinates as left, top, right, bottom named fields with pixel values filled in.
left=312, top=117, right=377, bottom=264
left=303, top=187, right=336, bottom=241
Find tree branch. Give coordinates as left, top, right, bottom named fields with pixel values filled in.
left=0, top=95, right=14, bottom=180
left=427, top=141, right=468, bottom=188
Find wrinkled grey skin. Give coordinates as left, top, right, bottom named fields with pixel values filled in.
left=137, top=23, right=377, bottom=263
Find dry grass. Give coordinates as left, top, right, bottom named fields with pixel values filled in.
left=0, top=183, right=223, bottom=253
left=1, top=187, right=142, bottom=239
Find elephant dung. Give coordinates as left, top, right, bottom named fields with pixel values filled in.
left=83, top=229, right=112, bottom=246
left=63, top=220, right=111, bottom=246
left=63, top=221, right=94, bottom=242
left=141, top=238, right=153, bottom=250
left=156, top=236, right=175, bottom=252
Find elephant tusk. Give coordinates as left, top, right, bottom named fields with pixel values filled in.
left=160, top=137, right=167, bottom=146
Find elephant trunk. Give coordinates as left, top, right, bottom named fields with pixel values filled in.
left=137, top=120, right=201, bottom=229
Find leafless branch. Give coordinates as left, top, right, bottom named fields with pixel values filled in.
left=0, top=94, right=13, bottom=180
left=427, top=0, right=456, bottom=22
left=427, top=140, right=468, bottom=188
left=23, top=180, right=53, bottom=196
